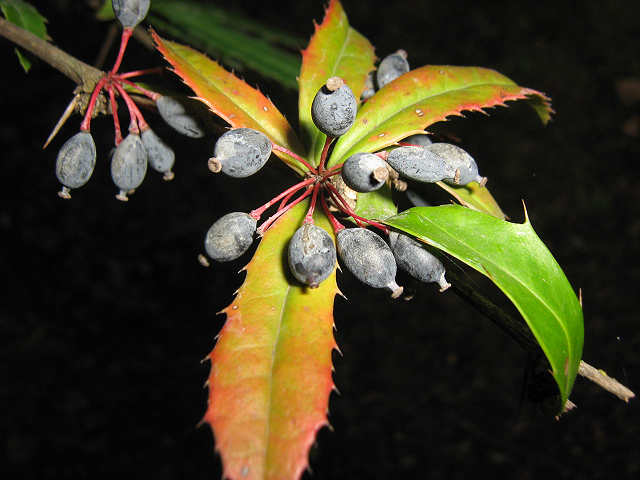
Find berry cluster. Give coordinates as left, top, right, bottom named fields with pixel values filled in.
left=54, top=0, right=209, bottom=200
left=201, top=67, right=487, bottom=295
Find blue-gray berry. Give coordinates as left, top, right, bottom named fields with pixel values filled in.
left=55, top=131, right=97, bottom=199
left=112, top=0, right=150, bottom=29
left=341, top=153, right=389, bottom=193
left=376, top=50, right=410, bottom=89
left=402, top=133, right=433, bottom=147
left=208, top=128, right=272, bottom=178
left=336, top=228, right=403, bottom=297
left=423, top=143, right=486, bottom=186
left=141, top=128, right=175, bottom=180
left=111, top=132, right=148, bottom=201
left=386, top=146, right=448, bottom=183
left=205, top=212, right=257, bottom=262
left=311, top=77, right=357, bottom=137
left=389, top=231, right=451, bottom=291
left=288, top=223, right=336, bottom=288
left=156, top=96, right=212, bottom=138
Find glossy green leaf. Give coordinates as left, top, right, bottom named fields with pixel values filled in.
left=153, top=32, right=306, bottom=174
left=149, top=0, right=302, bottom=89
left=204, top=202, right=338, bottom=480
left=298, top=0, right=376, bottom=163
left=436, top=181, right=507, bottom=220
left=385, top=205, right=583, bottom=409
left=328, top=66, right=553, bottom=166
left=1, top=0, right=48, bottom=72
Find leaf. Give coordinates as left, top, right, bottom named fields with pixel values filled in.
left=353, top=183, right=397, bottom=221
left=384, top=205, right=584, bottom=409
left=298, top=0, right=376, bottom=164
left=204, top=202, right=339, bottom=480
left=1, top=0, right=48, bottom=72
left=152, top=31, right=307, bottom=174
left=436, top=181, right=507, bottom=220
left=328, top=66, right=553, bottom=166
left=149, top=0, right=302, bottom=89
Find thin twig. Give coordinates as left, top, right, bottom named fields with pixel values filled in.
left=0, top=16, right=103, bottom=88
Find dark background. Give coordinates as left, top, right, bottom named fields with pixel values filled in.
left=1, top=0, right=639, bottom=478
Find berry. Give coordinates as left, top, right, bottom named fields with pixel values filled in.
left=156, top=95, right=211, bottom=138
left=141, top=128, right=175, bottom=180
left=204, top=212, right=257, bottom=262
left=389, top=231, right=451, bottom=291
left=288, top=223, right=336, bottom=288
left=376, top=50, right=410, bottom=89
left=402, top=133, right=432, bottom=147
left=341, top=153, right=389, bottom=193
left=360, top=71, right=376, bottom=101
left=386, top=146, right=448, bottom=183
left=311, top=77, right=357, bottom=137
left=112, top=0, right=150, bottom=29
left=424, top=143, right=487, bottom=186
left=55, top=131, right=97, bottom=199
left=208, top=128, right=272, bottom=178
left=111, top=132, right=148, bottom=201
left=336, top=228, right=403, bottom=297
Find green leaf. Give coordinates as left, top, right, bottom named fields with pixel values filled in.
left=436, top=181, right=507, bottom=220
left=353, top=183, right=397, bottom=221
left=1, top=0, right=48, bottom=72
left=148, top=0, right=302, bottom=89
left=328, top=65, right=553, bottom=166
left=153, top=31, right=307, bottom=174
left=203, top=202, right=338, bottom=480
left=298, top=0, right=376, bottom=164
left=384, top=205, right=583, bottom=410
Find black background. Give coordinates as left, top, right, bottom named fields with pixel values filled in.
left=1, top=0, right=639, bottom=478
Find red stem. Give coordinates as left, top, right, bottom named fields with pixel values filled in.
left=119, top=67, right=164, bottom=79
left=250, top=176, right=316, bottom=220
left=107, top=86, right=123, bottom=145
left=325, top=183, right=389, bottom=233
left=120, top=78, right=161, bottom=101
left=318, top=137, right=333, bottom=174
left=303, top=183, right=322, bottom=224
left=110, top=28, right=133, bottom=74
left=271, top=143, right=316, bottom=174
left=327, top=188, right=365, bottom=228
left=114, top=82, right=148, bottom=132
left=321, top=192, right=345, bottom=233
left=80, top=76, right=108, bottom=131
left=257, top=188, right=313, bottom=235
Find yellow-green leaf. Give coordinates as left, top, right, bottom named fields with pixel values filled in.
left=329, top=65, right=553, bottom=166
left=203, top=203, right=339, bottom=480
left=298, top=0, right=376, bottom=164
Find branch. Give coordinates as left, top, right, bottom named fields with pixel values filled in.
left=447, top=270, right=635, bottom=403
left=0, top=16, right=103, bottom=89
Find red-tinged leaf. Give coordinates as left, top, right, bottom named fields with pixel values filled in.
left=437, top=181, right=507, bottom=220
left=298, top=0, right=376, bottom=163
left=204, top=202, right=339, bottom=480
left=152, top=31, right=307, bottom=174
left=328, top=65, right=553, bottom=166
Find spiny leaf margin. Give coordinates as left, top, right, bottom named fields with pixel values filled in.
left=152, top=31, right=306, bottom=174
left=329, top=65, right=553, bottom=166
left=203, top=203, right=339, bottom=480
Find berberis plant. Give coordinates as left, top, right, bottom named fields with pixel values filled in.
left=2, top=0, right=634, bottom=479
